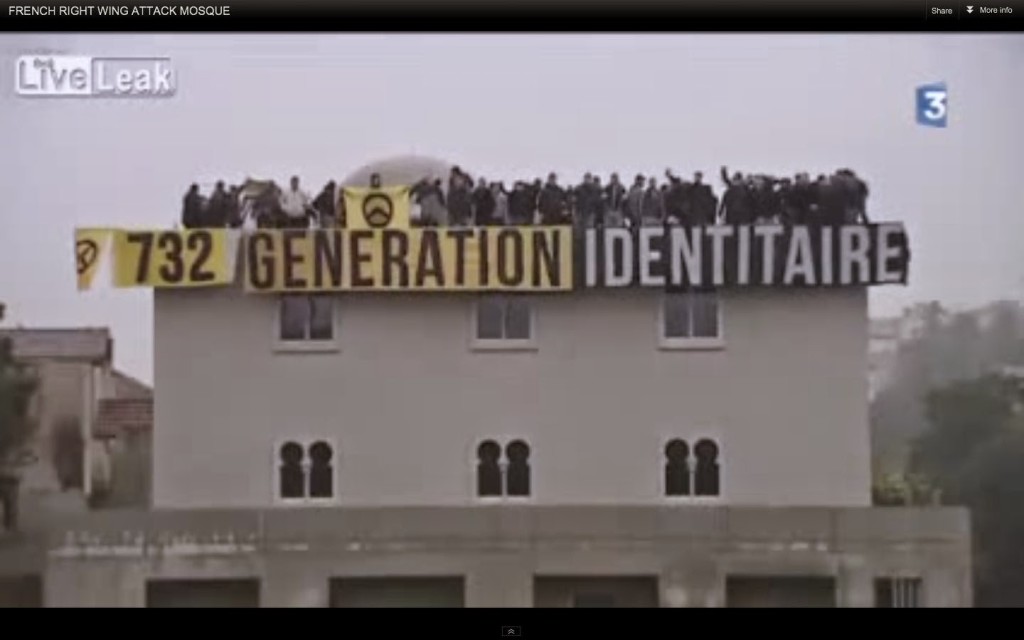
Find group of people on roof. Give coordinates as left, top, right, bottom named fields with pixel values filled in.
left=180, top=166, right=870, bottom=230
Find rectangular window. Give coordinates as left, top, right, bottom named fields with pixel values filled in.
left=276, top=295, right=337, bottom=351
left=660, top=292, right=723, bottom=349
left=874, top=577, right=923, bottom=608
left=473, top=296, right=535, bottom=348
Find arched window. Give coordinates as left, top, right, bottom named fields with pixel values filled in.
left=476, top=440, right=503, bottom=497
left=308, top=441, right=334, bottom=499
left=664, top=439, right=691, bottom=496
left=279, top=441, right=306, bottom=499
left=505, top=440, right=531, bottom=497
left=694, top=439, right=720, bottom=497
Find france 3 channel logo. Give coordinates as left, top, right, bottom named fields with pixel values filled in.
left=916, top=82, right=948, bottom=128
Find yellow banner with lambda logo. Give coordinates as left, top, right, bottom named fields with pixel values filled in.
left=75, top=228, right=113, bottom=291
left=244, top=226, right=573, bottom=293
left=112, top=229, right=234, bottom=288
left=343, top=186, right=412, bottom=230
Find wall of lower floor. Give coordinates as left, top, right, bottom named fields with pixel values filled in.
left=11, top=505, right=973, bottom=608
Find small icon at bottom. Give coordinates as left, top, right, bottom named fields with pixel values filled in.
left=501, top=626, right=522, bottom=637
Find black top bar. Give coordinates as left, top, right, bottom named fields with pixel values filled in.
left=1, top=0, right=1022, bottom=31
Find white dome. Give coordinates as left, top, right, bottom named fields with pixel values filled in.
left=341, top=155, right=462, bottom=189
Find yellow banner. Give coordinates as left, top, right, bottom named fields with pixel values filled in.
left=244, top=227, right=573, bottom=293
left=112, top=229, right=234, bottom=288
left=343, top=186, right=412, bottom=230
left=74, top=228, right=113, bottom=291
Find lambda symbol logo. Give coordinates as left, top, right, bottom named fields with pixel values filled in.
left=76, top=239, right=99, bottom=275
left=361, top=191, right=395, bottom=228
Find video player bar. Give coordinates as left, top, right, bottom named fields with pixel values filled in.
left=2, top=0, right=1022, bottom=30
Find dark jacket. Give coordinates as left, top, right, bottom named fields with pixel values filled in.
left=538, top=184, right=567, bottom=224
left=788, top=183, right=814, bottom=224
left=642, top=187, right=665, bottom=221
left=508, top=188, right=534, bottom=225
left=664, top=182, right=686, bottom=223
left=448, top=185, right=472, bottom=226
left=604, top=182, right=625, bottom=212
left=205, top=189, right=230, bottom=228
left=182, top=191, right=204, bottom=229
left=720, top=184, right=753, bottom=224
left=691, top=183, right=716, bottom=225
left=817, top=181, right=847, bottom=225
left=472, top=186, right=497, bottom=225
left=312, top=186, right=336, bottom=224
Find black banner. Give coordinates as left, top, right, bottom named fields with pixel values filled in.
left=579, top=223, right=910, bottom=290
left=2, top=0, right=1021, bottom=31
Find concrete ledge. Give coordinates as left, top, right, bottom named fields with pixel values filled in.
left=40, top=505, right=970, bottom=558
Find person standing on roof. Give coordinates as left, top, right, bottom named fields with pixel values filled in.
left=312, top=181, right=337, bottom=228
left=181, top=183, right=204, bottom=229
left=279, top=176, right=313, bottom=229
left=205, top=181, right=231, bottom=228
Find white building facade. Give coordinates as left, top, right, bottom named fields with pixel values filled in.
left=35, top=157, right=971, bottom=608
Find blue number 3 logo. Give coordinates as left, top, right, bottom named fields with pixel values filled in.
left=916, top=82, right=948, bottom=128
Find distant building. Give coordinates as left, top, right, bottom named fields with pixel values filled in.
left=37, top=157, right=970, bottom=608
left=0, top=327, right=152, bottom=606
left=868, top=316, right=902, bottom=400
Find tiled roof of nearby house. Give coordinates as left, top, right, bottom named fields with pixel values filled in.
left=111, top=369, right=153, bottom=399
left=0, top=328, right=112, bottom=363
left=94, top=398, right=152, bottom=438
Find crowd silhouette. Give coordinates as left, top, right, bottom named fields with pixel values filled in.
left=181, top=166, right=871, bottom=230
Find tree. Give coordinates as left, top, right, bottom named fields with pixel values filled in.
left=0, top=337, right=38, bottom=463
left=871, top=301, right=1024, bottom=474
left=908, top=374, right=1016, bottom=495
left=0, top=335, right=39, bottom=531
left=907, top=372, right=1024, bottom=606
left=949, top=425, right=1024, bottom=606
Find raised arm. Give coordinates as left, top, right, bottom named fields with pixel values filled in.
left=720, top=166, right=733, bottom=187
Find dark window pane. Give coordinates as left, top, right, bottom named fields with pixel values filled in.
left=692, top=293, right=720, bottom=338
left=308, top=441, right=334, bottom=498
left=505, top=298, right=532, bottom=340
left=279, top=441, right=305, bottom=499
left=477, top=463, right=503, bottom=497
left=506, top=440, right=531, bottom=497
left=694, top=439, right=720, bottom=496
left=477, top=440, right=503, bottom=496
left=663, top=294, right=691, bottom=338
left=309, top=297, right=334, bottom=341
left=665, top=439, right=691, bottom=496
left=476, top=297, right=504, bottom=340
left=573, top=593, right=617, bottom=608
left=280, top=296, right=309, bottom=341
left=875, top=578, right=922, bottom=608
left=874, top=579, right=893, bottom=608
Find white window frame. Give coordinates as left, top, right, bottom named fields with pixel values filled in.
left=470, top=296, right=538, bottom=352
left=657, top=291, right=725, bottom=351
left=272, top=437, right=340, bottom=507
left=660, top=430, right=724, bottom=503
left=469, top=436, right=536, bottom=503
left=272, top=294, right=341, bottom=353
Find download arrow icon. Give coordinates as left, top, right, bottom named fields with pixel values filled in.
left=967, top=5, right=973, bottom=11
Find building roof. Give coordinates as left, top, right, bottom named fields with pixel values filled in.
left=94, top=397, right=152, bottom=439
left=0, top=328, right=112, bottom=363
left=341, top=155, right=457, bottom=189
left=110, top=369, right=153, bottom=399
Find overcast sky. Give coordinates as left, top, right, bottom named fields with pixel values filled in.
left=1, top=34, right=1022, bottom=383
